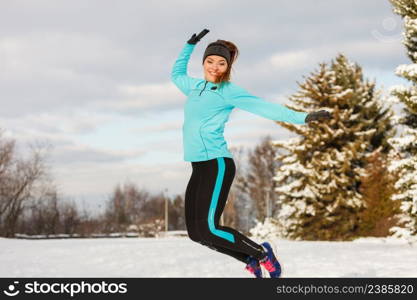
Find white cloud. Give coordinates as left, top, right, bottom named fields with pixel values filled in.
left=108, top=82, right=183, bottom=112
left=131, top=120, right=182, bottom=134
left=270, top=50, right=312, bottom=70
left=52, top=159, right=191, bottom=199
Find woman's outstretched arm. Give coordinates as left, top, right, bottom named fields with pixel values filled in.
left=224, top=82, right=308, bottom=124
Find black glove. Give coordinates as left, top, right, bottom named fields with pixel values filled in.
left=187, top=29, right=210, bottom=45
left=305, top=110, right=332, bottom=123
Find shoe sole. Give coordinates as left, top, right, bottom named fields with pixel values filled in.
left=264, top=240, right=283, bottom=278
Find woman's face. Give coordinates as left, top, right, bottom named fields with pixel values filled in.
left=203, top=55, right=228, bottom=83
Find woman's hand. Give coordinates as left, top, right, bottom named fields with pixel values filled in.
left=305, top=110, right=332, bottom=123
left=187, top=29, right=210, bottom=45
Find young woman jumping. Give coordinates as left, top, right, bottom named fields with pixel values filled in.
left=170, top=29, right=331, bottom=278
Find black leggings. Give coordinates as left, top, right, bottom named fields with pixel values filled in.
left=185, top=157, right=266, bottom=264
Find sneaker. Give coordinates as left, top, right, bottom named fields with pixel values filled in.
left=259, top=242, right=281, bottom=278
left=245, top=256, right=263, bottom=278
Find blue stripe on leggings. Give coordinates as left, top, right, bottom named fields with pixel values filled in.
left=207, top=157, right=235, bottom=243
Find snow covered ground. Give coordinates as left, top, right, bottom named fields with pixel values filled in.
left=1, top=236, right=416, bottom=277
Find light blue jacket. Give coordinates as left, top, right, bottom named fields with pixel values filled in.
left=171, top=42, right=308, bottom=162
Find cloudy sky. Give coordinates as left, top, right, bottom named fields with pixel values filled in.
left=0, top=0, right=408, bottom=213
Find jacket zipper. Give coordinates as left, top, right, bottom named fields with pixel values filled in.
left=199, top=80, right=208, bottom=96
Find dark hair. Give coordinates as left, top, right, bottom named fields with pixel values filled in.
left=203, top=39, right=239, bottom=84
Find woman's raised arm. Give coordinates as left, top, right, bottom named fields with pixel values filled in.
left=171, top=29, right=209, bottom=96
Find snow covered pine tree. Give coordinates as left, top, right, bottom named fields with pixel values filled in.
left=272, top=55, right=395, bottom=240
left=388, top=0, right=417, bottom=239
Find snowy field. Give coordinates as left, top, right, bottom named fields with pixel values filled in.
left=1, top=236, right=416, bottom=277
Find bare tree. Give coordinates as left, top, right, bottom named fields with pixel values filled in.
left=235, top=135, right=282, bottom=223
left=59, top=200, right=81, bottom=235
left=103, top=182, right=150, bottom=232
left=168, top=194, right=185, bottom=230
left=24, top=187, right=60, bottom=235
left=229, top=145, right=255, bottom=234
left=0, top=132, right=52, bottom=237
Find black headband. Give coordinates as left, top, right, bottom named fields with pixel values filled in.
left=203, top=42, right=231, bottom=65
